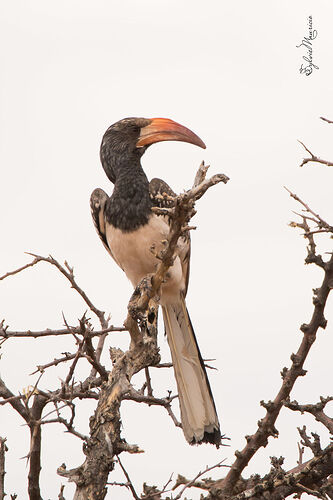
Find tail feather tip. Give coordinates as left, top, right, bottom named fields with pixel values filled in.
left=190, top=426, right=222, bottom=448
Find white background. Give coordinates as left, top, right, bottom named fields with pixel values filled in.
left=1, top=1, right=333, bottom=498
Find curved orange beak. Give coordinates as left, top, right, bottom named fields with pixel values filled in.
left=136, top=118, right=206, bottom=149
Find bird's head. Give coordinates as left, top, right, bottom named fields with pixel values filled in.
left=100, top=117, right=206, bottom=183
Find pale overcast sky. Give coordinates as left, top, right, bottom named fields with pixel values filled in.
left=1, top=1, right=333, bottom=498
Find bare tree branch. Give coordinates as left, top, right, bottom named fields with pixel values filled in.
left=0, top=437, right=7, bottom=500
left=30, top=352, right=78, bottom=375
left=84, top=336, right=109, bottom=381
left=0, top=325, right=125, bottom=339
left=227, top=443, right=333, bottom=500
left=25, top=254, right=109, bottom=328
left=298, top=140, right=333, bottom=167
left=173, top=460, right=227, bottom=500
left=27, top=396, right=47, bottom=500
left=0, top=258, right=41, bottom=281
left=58, top=484, right=66, bottom=500
left=0, top=378, right=30, bottom=421
left=218, top=190, right=333, bottom=496
left=286, top=397, right=333, bottom=434
left=297, top=425, right=322, bottom=456
left=320, top=116, right=333, bottom=124
left=285, top=186, right=333, bottom=233
left=123, top=389, right=181, bottom=428
left=116, top=455, right=140, bottom=500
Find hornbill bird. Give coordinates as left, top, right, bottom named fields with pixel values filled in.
left=90, top=117, right=221, bottom=446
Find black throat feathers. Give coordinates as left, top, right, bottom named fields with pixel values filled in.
left=105, top=162, right=152, bottom=232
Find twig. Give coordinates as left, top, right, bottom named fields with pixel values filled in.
left=0, top=437, right=7, bottom=500
left=41, top=417, right=88, bottom=441
left=0, top=378, right=30, bottom=421
left=151, top=206, right=174, bottom=217
left=298, top=140, right=333, bottom=167
left=40, top=400, right=87, bottom=440
left=141, top=474, right=174, bottom=499
left=286, top=397, right=333, bottom=434
left=40, top=402, right=69, bottom=422
left=1, top=324, right=125, bottom=339
left=27, top=395, right=47, bottom=499
left=25, top=372, right=44, bottom=405
left=123, top=389, right=181, bottom=428
left=23, top=253, right=109, bottom=328
left=144, top=367, right=153, bottom=396
left=0, top=394, right=25, bottom=407
left=60, top=316, right=91, bottom=397
left=320, top=116, right=333, bottom=124
left=165, top=402, right=182, bottom=429
left=297, top=425, right=322, bottom=456
left=295, top=483, right=326, bottom=499
left=84, top=336, right=109, bottom=381
left=107, top=480, right=131, bottom=489
left=30, top=353, right=78, bottom=375
left=285, top=186, right=333, bottom=232
left=0, top=258, right=41, bottom=281
left=173, top=460, right=227, bottom=499
left=297, top=442, right=304, bottom=466
left=192, top=160, right=210, bottom=187
left=116, top=455, right=140, bottom=500
left=58, top=484, right=66, bottom=500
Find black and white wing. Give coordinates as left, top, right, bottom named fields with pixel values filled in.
left=90, top=187, right=123, bottom=270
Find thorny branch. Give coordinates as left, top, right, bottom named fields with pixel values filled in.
left=298, top=116, right=333, bottom=168
left=285, top=397, right=333, bottom=435
left=0, top=254, right=119, bottom=499
left=284, top=186, right=333, bottom=235
left=297, top=426, right=322, bottom=457
left=0, top=437, right=7, bottom=500
left=123, top=389, right=181, bottom=428
left=29, top=254, right=109, bottom=329
left=0, top=325, right=126, bottom=339
left=226, top=442, right=333, bottom=500
left=172, top=460, right=228, bottom=499
left=209, top=186, right=333, bottom=499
